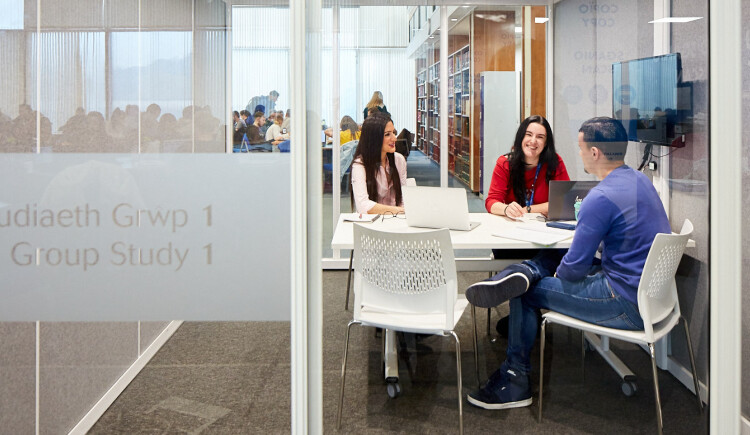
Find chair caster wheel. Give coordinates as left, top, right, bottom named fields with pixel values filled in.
left=621, top=378, right=638, bottom=397
left=386, top=380, right=401, bottom=399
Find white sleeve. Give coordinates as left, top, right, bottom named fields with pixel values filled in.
left=265, top=125, right=276, bottom=141
left=351, top=161, right=376, bottom=214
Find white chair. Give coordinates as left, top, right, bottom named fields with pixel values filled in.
left=343, top=177, right=414, bottom=311
left=336, top=225, right=471, bottom=435
left=537, top=219, right=702, bottom=434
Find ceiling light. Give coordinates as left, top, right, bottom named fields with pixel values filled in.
left=429, top=35, right=435, bottom=39
left=451, top=18, right=458, bottom=22
left=514, top=26, right=523, bottom=33
left=534, top=17, right=549, bottom=24
left=649, top=17, right=703, bottom=23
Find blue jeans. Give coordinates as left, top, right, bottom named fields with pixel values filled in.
left=505, top=251, right=644, bottom=375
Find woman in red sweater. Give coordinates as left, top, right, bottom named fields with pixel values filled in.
left=486, top=115, right=569, bottom=218
left=485, top=115, right=570, bottom=337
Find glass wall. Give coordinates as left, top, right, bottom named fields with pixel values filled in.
left=320, top=4, right=415, bottom=260
left=742, top=0, right=750, bottom=424
left=0, top=0, right=292, bottom=433
left=327, top=1, right=710, bottom=433
left=0, top=0, right=728, bottom=432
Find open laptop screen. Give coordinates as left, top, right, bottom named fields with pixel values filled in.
left=547, top=181, right=598, bottom=221
left=402, top=186, right=480, bottom=231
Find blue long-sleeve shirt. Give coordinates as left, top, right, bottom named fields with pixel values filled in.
left=556, top=165, right=671, bottom=305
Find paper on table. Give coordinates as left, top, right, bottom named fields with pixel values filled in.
left=342, top=213, right=380, bottom=223
left=493, top=223, right=573, bottom=246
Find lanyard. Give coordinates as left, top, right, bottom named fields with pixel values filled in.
left=525, top=163, right=542, bottom=211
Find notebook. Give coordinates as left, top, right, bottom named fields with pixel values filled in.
left=402, top=186, right=481, bottom=231
left=493, top=224, right=574, bottom=246
left=547, top=180, right=599, bottom=221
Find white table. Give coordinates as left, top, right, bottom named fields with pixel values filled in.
left=331, top=212, right=574, bottom=251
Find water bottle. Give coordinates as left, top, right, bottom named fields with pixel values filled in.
left=573, top=197, right=583, bottom=220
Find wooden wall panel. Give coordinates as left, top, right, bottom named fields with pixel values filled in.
left=528, top=6, right=547, bottom=117
left=471, top=11, right=516, bottom=191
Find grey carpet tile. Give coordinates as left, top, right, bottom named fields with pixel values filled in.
left=90, top=270, right=707, bottom=434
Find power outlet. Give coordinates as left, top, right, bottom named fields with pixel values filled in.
left=648, top=161, right=657, bottom=171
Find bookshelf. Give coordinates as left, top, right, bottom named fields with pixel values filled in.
left=413, top=9, right=520, bottom=193
left=450, top=45, right=471, bottom=186
left=415, top=45, right=471, bottom=188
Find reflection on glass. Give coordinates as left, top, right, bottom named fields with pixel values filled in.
left=1, top=0, right=228, bottom=154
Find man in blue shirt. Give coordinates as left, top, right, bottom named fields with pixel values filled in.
left=465, top=116, right=671, bottom=410
left=246, top=90, right=279, bottom=117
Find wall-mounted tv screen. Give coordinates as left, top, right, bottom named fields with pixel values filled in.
left=612, top=53, right=690, bottom=147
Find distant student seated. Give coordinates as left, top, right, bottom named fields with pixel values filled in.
left=464, top=117, right=670, bottom=412
left=324, top=115, right=361, bottom=145
left=351, top=113, right=406, bottom=215
left=246, top=111, right=272, bottom=146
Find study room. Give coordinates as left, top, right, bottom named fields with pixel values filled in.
left=0, top=1, right=745, bottom=434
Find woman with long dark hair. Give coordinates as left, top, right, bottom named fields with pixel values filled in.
left=486, top=115, right=570, bottom=218
left=351, top=113, right=406, bottom=214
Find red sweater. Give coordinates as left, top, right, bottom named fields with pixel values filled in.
left=485, top=154, right=570, bottom=213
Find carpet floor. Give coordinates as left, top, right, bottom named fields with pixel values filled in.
left=90, top=270, right=707, bottom=434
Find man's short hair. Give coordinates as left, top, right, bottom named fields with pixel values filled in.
left=240, top=110, right=250, bottom=117
left=579, top=117, right=628, bottom=161
left=270, top=90, right=279, bottom=97
left=253, top=111, right=265, bottom=119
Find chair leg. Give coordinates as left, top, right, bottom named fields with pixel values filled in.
left=681, top=316, right=704, bottom=411
left=337, top=320, right=359, bottom=430
left=471, top=305, right=480, bottom=388
left=648, top=343, right=664, bottom=435
left=448, top=331, right=464, bottom=435
left=581, top=330, right=586, bottom=382
left=486, top=308, right=491, bottom=336
left=344, top=251, right=353, bottom=310
left=538, top=319, right=547, bottom=423
left=486, top=273, right=492, bottom=337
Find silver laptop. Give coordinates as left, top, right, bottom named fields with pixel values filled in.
left=547, top=180, right=599, bottom=221
left=402, top=186, right=481, bottom=231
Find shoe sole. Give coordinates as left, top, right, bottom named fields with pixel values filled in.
left=465, top=273, right=530, bottom=308
left=467, top=395, right=532, bottom=410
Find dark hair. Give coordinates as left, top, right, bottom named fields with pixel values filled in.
left=353, top=113, right=402, bottom=207
left=233, top=110, right=239, bottom=118
left=253, top=111, right=265, bottom=119
left=240, top=110, right=250, bottom=117
left=507, top=115, right=558, bottom=207
left=578, top=117, right=628, bottom=161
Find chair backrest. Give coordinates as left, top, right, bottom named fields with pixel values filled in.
left=637, top=219, right=693, bottom=340
left=352, top=225, right=458, bottom=330
left=339, top=140, right=358, bottom=178
left=395, top=128, right=413, bottom=160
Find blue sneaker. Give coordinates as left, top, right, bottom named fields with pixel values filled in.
left=467, top=364, right=532, bottom=410
left=465, top=264, right=532, bottom=308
